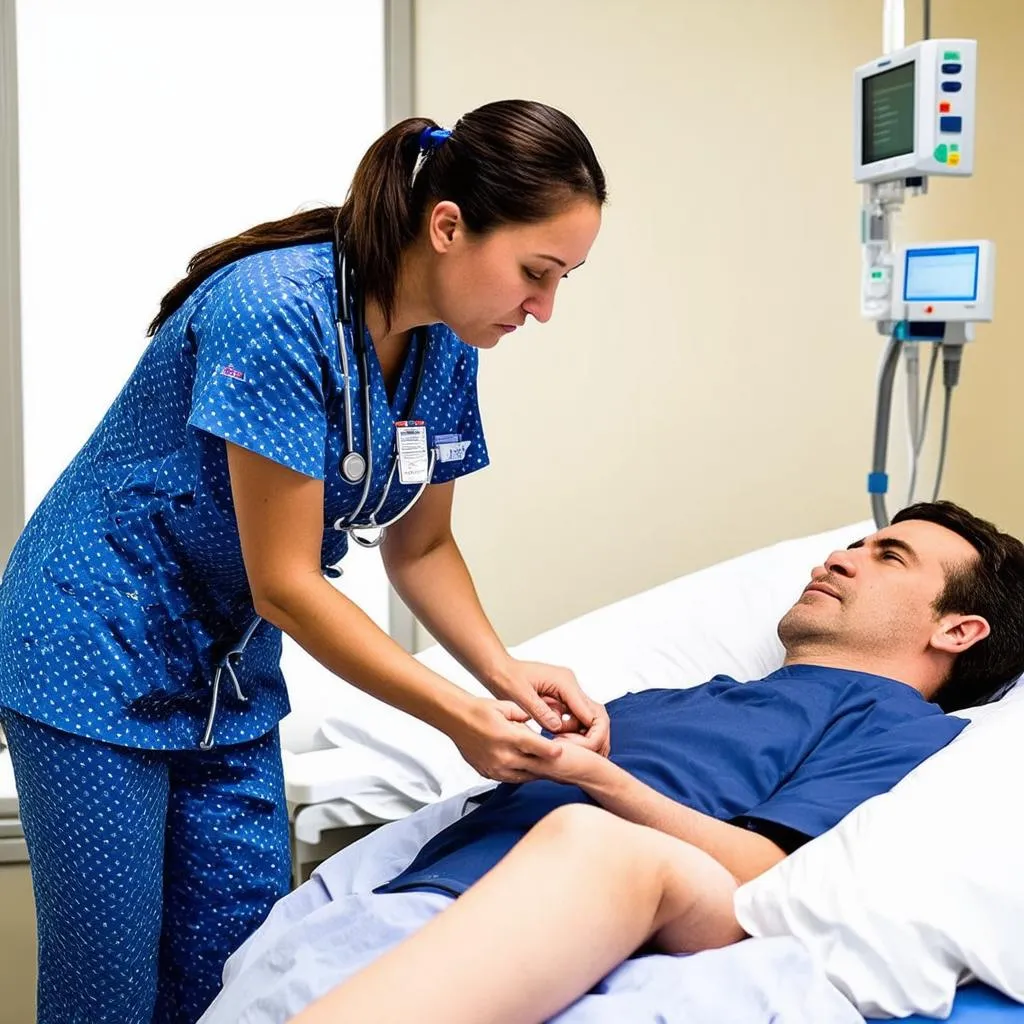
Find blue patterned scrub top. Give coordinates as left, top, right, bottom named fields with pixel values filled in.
left=0, top=243, right=490, bottom=749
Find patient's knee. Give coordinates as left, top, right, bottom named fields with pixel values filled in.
left=533, top=803, right=636, bottom=851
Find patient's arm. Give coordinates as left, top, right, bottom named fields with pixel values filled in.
left=533, top=740, right=786, bottom=883
left=289, top=804, right=743, bottom=1024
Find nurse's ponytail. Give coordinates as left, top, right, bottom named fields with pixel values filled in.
left=149, top=100, right=606, bottom=336
left=333, top=118, right=445, bottom=333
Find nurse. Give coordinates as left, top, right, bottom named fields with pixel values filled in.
left=0, top=98, right=609, bottom=1023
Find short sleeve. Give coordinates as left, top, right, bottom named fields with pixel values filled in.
left=187, top=261, right=331, bottom=480
left=429, top=340, right=490, bottom=485
left=730, top=712, right=967, bottom=841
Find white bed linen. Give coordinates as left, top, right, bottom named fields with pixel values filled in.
left=202, top=788, right=863, bottom=1024
left=0, top=747, right=17, bottom=818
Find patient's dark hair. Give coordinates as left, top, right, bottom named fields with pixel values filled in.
left=892, top=501, right=1024, bottom=711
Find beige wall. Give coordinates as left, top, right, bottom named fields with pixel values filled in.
left=414, top=0, right=1023, bottom=648
left=899, top=0, right=1024, bottom=534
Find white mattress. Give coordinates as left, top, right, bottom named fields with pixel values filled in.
left=0, top=749, right=19, bottom=818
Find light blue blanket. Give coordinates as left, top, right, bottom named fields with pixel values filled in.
left=199, top=789, right=864, bottom=1024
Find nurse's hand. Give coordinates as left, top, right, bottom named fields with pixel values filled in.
left=447, top=698, right=565, bottom=783
left=491, top=659, right=611, bottom=758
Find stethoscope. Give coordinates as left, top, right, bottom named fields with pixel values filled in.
left=331, top=228, right=435, bottom=549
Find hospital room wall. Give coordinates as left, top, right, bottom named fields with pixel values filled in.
left=413, top=0, right=897, bottom=649
left=898, top=0, right=1024, bottom=535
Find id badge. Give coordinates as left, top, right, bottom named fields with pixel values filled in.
left=395, top=420, right=430, bottom=485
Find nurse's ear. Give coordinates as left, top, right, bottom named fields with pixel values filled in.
left=426, top=200, right=462, bottom=254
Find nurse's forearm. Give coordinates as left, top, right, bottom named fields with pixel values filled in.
left=255, top=576, right=472, bottom=732
left=384, top=535, right=513, bottom=693
left=227, top=443, right=475, bottom=731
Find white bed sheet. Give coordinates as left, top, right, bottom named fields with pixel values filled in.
left=0, top=748, right=17, bottom=818
left=204, top=788, right=863, bottom=1024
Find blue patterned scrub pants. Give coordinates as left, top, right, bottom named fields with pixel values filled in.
left=0, top=709, right=291, bottom=1024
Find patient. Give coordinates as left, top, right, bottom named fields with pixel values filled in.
left=207, top=502, right=1024, bottom=1024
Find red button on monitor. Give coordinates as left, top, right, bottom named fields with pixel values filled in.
left=925, top=305, right=934, bottom=314
left=939, top=101, right=951, bottom=113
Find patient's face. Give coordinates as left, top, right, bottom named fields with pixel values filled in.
left=777, top=519, right=979, bottom=658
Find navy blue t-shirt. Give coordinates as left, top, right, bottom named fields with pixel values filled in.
left=378, top=665, right=966, bottom=897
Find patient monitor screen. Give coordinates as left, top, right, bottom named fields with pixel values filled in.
left=904, top=246, right=979, bottom=301
left=862, top=62, right=915, bottom=164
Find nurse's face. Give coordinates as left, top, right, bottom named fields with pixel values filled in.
left=424, top=198, right=601, bottom=349
left=777, top=519, right=983, bottom=659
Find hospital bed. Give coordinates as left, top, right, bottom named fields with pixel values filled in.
left=276, top=519, right=1024, bottom=1023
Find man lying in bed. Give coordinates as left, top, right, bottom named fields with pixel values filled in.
left=203, top=501, right=1024, bottom=1024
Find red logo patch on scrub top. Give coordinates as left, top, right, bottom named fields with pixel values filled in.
left=220, top=365, right=246, bottom=381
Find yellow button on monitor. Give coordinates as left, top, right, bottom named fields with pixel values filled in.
left=949, top=152, right=961, bottom=166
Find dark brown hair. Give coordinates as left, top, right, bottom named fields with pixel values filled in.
left=892, top=501, right=1024, bottom=711
left=148, top=99, right=606, bottom=336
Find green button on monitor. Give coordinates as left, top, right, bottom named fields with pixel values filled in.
left=934, top=143, right=949, bottom=162
left=944, top=50, right=961, bottom=60
left=950, top=144, right=960, bottom=153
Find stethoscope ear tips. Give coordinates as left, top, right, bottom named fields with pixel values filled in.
left=341, top=451, right=367, bottom=484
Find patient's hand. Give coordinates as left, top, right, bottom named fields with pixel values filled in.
left=489, top=659, right=611, bottom=757
left=528, top=737, right=608, bottom=787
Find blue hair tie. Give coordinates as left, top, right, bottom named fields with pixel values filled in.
left=411, top=127, right=452, bottom=188
left=418, top=126, right=452, bottom=151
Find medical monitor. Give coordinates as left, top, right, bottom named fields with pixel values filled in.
left=862, top=62, right=915, bottom=165
left=854, top=39, right=976, bottom=184
left=891, top=241, right=994, bottom=322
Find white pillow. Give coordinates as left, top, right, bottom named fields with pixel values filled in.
left=734, top=685, right=1024, bottom=1019
left=497, top=519, right=875, bottom=705
left=279, top=519, right=872, bottom=815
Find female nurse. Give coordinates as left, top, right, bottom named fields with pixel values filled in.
left=0, top=98, right=610, bottom=1023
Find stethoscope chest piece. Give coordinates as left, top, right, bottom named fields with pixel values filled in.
left=341, top=450, right=367, bottom=484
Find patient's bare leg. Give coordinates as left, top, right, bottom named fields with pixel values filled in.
left=290, top=803, right=745, bottom=1024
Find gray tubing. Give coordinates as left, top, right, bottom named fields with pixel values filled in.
left=871, top=334, right=903, bottom=529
